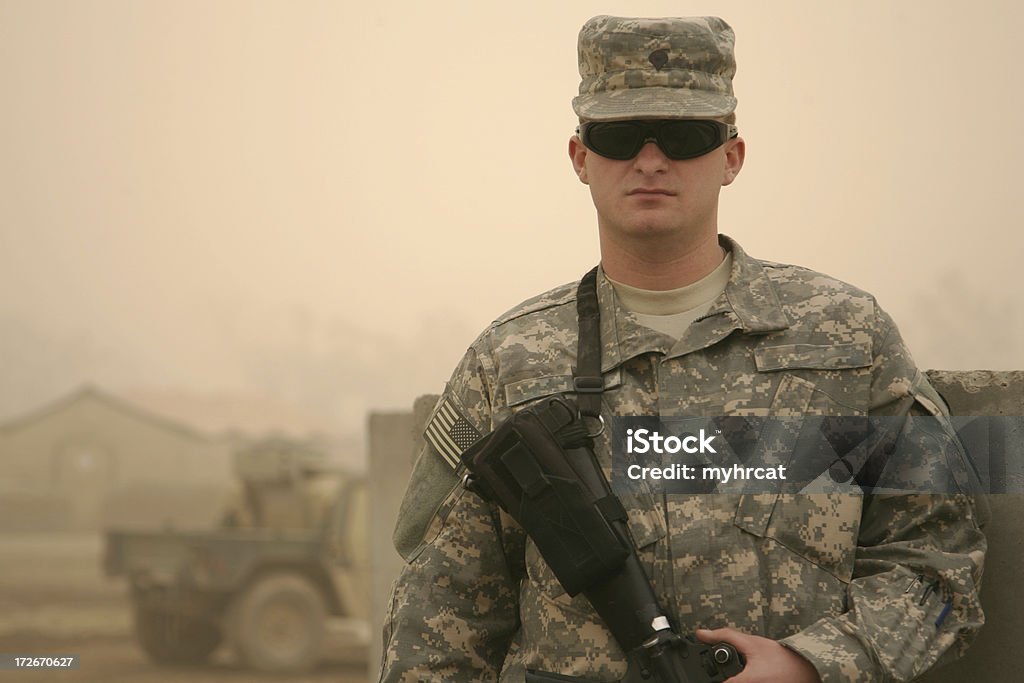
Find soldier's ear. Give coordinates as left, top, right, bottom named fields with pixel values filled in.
left=722, top=136, right=745, bottom=187
left=569, top=136, right=589, bottom=185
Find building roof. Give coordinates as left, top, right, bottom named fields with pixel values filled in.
left=0, top=384, right=210, bottom=441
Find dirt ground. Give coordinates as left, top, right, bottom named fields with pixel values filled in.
left=0, top=533, right=370, bottom=683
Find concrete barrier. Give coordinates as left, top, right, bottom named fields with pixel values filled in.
left=369, top=371, right=1022, bottom=682
left=918, top=371, right=1023, bottom=683
left=366, top=397, right=436, bottom=680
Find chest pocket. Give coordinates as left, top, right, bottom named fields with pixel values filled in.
left=505, top=370, right=668, bottom=605
left=737, top=342, right=871, bottom=584
left=754, top=342, right=873, bottom=417
left=734, top=490, right=863, bottom=584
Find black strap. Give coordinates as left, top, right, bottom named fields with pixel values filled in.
left=575, top=267, right=603, bottom=419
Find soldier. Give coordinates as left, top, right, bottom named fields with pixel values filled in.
left=380, top=16, right=985, bottom=683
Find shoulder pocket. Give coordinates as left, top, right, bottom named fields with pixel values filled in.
left=392, top=443, right=464, bottom=562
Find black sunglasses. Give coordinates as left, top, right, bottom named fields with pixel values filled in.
left=576, top=119, right=738, bottom=161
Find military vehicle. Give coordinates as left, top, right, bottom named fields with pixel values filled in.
left=103, top=437, right=368, bottom=672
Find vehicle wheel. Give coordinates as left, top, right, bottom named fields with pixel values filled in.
left=134, top=604, right=222, bottom=665
left=227, top=573, right=326, bottom=672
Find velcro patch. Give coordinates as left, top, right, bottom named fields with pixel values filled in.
left=424, top=393, right=481, bottom=470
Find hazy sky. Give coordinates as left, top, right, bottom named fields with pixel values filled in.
left=1, top=1, right=1021, bottom=435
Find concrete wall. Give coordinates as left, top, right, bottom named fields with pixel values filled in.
left=369, top=372, right=1022, bottom=682
left=366, top=397, right=435, bottom=681
left=918, top=371, right=1023, bottom=683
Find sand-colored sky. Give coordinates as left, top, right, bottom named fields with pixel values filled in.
left=1, top=0, right=1021, bottom=435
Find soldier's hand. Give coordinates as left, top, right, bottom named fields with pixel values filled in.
left=696, top=628, right=821, bottom=683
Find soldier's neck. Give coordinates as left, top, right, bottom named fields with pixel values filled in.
left=599, top=230, right=726, bottom=291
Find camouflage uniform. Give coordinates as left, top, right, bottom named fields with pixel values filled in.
left=380, top=236, right=986, bottom=683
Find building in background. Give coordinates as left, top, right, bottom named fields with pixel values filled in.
left=0, top=385, right=359, bottom=532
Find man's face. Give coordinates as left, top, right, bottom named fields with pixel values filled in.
left=569, top=121, right=744, bottom=243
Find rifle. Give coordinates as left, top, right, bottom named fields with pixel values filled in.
left=461, top=396, right=744, bottom=683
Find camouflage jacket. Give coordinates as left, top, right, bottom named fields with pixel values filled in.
left=380, top=236, right=986, bottom=683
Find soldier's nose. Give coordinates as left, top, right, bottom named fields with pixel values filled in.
left=633, top=141, right=669, bottom=172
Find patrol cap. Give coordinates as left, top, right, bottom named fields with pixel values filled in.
left=573, top=15, right=737, bottom=121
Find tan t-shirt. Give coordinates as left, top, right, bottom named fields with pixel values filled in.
left=606, top=251, right=732, bottom=339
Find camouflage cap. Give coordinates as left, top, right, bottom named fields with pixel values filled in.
left=573, top=15, right=737, bottom=121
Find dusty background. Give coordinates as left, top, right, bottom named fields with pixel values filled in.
left=2, top=0, right=1021, bottom=445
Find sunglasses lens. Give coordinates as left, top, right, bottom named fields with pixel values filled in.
left=659, top=121, right=721, bottom=159
left=583, top=122, right=643, bottom=160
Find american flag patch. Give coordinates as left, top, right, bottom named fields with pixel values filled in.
left=424, top=394, right=481, bottom=470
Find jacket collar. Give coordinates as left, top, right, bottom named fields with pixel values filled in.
left=596, top=234, right=790, bottom=372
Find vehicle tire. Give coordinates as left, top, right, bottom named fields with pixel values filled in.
left=227, top=573, right=326, bottom=672
left=134, top=603, right=222, bottom=665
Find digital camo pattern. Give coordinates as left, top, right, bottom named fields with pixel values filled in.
left=573, top=15, right=737, bottom=121
left=380, top=236, right=985, bottom=683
